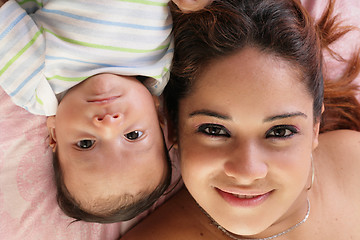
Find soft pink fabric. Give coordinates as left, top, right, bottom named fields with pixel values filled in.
left=0, top=88, right=125, bottom=239
left=0, top=1, right=359, bottom=239
left=302, top=0, right=360, bottom=100
left=0, top=85, right=181, bottom=239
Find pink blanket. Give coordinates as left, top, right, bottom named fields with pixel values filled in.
left=0, top=1, right=359, bottom=239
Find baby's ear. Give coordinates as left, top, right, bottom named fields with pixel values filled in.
left=153, top=95, right=179, bottom=148
left=153, top=95, right=166, bottom=128
left=46, top=116, right=57, bottom=152
left=164, top=110, right=178, bottom=149
left=168, top=125, right=178, bottom=150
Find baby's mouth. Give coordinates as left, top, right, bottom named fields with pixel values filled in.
left=87, top=95, right=120, bottom=103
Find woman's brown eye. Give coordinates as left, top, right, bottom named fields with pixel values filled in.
left=206, top=126, right=222, bottom=135
left=266, top=125, right=299, bottom=139
left=198, top=124, right=230, bottom=137
left=273, top=129, right=287, bottom=137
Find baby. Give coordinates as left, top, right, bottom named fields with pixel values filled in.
left=0, top=0, right=174, bottom=223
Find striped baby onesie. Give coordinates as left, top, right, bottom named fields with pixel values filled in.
left=0, top=0, right=173, bottom=116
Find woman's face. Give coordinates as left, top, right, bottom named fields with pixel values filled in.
left=177, top=47, right=320, bottom=236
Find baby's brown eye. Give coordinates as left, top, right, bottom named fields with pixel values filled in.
left=76, top=140, right=95, bottom=149
left=125, top=131, right=143, bottom=140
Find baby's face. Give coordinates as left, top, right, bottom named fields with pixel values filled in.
left=47, top=73, right=167, bottom=206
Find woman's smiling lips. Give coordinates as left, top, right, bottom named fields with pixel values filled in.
left=215, top=187, right=273, bottom=207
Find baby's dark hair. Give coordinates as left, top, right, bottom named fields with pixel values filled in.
left=52, top=137, right=172, bottom=223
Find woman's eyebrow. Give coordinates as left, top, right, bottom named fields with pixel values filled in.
left=263, top=112, right=308, bottom=122
left=189, top=110, right=307, bottom=122
left=189, top=110, right=231, bottom=120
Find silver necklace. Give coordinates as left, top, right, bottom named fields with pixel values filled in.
left=203, top=199, right=310, bottom=240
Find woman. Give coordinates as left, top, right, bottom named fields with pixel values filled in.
left=123, top=0, right=360, bottom=239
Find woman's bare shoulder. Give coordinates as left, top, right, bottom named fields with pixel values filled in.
left=122, top=188, right=186, bottom=239
left=315, top=130, right=360, bottom=230
left=317, top=129, right=360, bottom=159
left=122, top=187, right=220, bottom=240
left=316, top=129, right=360, bottom=188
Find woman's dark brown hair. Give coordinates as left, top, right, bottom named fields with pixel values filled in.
left=165, top=0, right=360, bottom=133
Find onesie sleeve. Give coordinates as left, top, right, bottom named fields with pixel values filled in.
left=0, top=0, right=57, bottom=116
left=15, top=0, right=43, bottom=14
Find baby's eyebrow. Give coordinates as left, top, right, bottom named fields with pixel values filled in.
left=189, top=109, right=231, bottom=120
left=263, top=112, right=308, bottom=122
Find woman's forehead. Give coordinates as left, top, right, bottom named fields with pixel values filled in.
left=179, top=47, right=313, bottom=120
left=193, top=48, right=304, bottom=93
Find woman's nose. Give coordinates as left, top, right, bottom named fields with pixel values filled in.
left=223, top=141, right=268, bottom=184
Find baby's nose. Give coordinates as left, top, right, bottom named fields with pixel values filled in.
left=93, top=113, right=121, bottom=126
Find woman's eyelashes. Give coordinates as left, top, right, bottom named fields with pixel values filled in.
left=196, top=123, right=299, bottom=140
left=197, top=123, right=231, bottom=137
left=265, top=125, right=299, bottom=139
